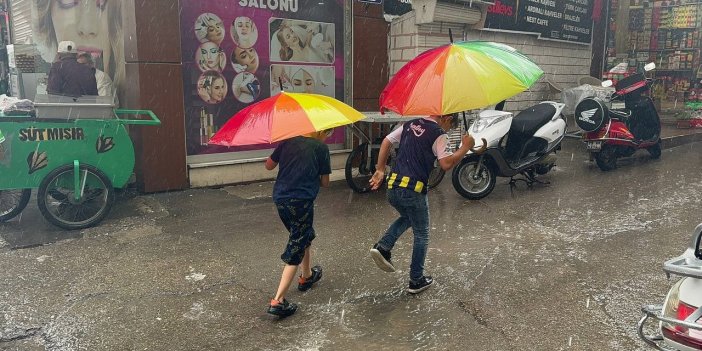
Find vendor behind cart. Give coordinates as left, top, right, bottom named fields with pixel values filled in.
left=77, top=52, right=117, bottom=105
left=47, top=41, right=98, bottom=97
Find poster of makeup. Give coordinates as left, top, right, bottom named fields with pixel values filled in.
left=180, top=0, right=345, bottom=157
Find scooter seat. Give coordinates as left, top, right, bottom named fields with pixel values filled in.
left=510, top=103, right=557, bottom=136
left=504, top=103, right=557, bottom=161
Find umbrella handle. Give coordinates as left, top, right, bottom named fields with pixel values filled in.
left=449, top=28, right=454, bottom=43
left=462, top=111, right=468, bottom=131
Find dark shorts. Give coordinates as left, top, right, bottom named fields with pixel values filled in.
left=275, top=198, right=316, bottom=265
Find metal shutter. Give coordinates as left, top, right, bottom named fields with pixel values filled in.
left=9, top=0, right=33, bottom=44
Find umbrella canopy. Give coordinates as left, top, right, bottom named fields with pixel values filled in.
left=209, top=92, right=365, bottom=146
left=379, top=41, right=544, bottom=116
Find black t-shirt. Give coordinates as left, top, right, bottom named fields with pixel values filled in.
left=271, top=136, right=331, bottom=201
left=47, top=56, right=98, bottom=97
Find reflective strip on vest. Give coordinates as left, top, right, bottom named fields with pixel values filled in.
left=386, top=173, right=426, bottom=194
left=387, top=173, right=398, bottom=188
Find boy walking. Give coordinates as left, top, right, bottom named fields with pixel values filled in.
left=369, top=114, right=485, bottom=294
left=265, top=130, right=332, bottom=317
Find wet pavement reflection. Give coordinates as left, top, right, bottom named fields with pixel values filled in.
left=2, top=139, right=702, bottom=350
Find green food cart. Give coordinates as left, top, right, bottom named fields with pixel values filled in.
left=0, top=95, right=160, bottom=230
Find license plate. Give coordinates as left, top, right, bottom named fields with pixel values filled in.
left=611, top=102, right=626, bottom=109
left=587, top=141, right=602, bottom=150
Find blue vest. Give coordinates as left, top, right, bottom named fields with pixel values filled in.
left=388, top=118, right=444, bottom=194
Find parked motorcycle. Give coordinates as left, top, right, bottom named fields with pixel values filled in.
left=575, top=63, right=662, bottom=171
left=451, top=101, right=566, bottom=200
left=638, top=223, right=702, bottom=350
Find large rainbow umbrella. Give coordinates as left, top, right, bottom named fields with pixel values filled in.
left=209, top=92, right=365, bottom=146
left=380, top=41, right=544, bottom=116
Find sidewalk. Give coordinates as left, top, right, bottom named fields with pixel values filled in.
left=660, top=118, right=702, bottom=149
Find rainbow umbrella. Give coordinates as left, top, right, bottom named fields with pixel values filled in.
left=209, top=92, right=365, bottom=146
left=380, top=41, right=543, bottom=116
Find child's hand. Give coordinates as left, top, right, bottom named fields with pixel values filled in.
left=473, top=138, right=488, bottom=154
left=369, top=170, right=385, bottom=190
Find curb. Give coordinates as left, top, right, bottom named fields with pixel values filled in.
left=662, top=132, right=702, bottom=149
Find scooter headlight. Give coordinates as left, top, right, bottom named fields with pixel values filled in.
left=472, top=117, right=489, bottom=133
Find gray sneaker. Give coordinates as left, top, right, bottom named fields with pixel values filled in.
left=407, top=276, right=433, bottom=294
left=370, top=243, right=396, bottom=272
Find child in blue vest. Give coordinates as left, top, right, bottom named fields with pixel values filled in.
left=369, top=114, right=485, bottom=294
left=265, top=129, right=332, bottom=317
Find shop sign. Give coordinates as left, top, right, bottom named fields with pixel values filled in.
left=180, top=0, right=346, bottom=158
left=383, top=0, right=412, bottom=19
left=484, top=0, right=594, bottom=44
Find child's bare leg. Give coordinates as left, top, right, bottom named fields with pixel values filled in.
left=300, top=246, right=312, bottom=279
left=273, top=264, right=298, bottom=301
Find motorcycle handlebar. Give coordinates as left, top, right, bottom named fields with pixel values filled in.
left=608, top=78, right=655, bottom=101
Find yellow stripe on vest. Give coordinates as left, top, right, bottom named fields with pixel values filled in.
left=387, top=173, right=398, bottom=189
left=399, top=176, right=410, bottom=188
left=387, top=173, right=425, bottom=193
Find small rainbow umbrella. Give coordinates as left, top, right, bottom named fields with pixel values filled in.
left=209, top=92, right=365, bottom=146
left=380, top=41, right=544, bottom=116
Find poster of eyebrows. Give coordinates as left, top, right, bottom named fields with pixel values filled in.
left=180, top=1, right=345, bottom=157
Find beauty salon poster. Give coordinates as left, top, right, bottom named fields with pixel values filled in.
left=180, top=0, right=346, bottom=158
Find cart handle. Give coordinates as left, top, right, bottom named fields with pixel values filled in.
left=114, top=109, right=161, bottom=126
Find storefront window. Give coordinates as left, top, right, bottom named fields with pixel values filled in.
left=181, top=1, right=347, bottom=164
left=604, top=1, right=702, bottom=111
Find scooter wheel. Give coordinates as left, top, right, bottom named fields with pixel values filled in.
left=534, top=164, right=553, bottom=175
left=595, top=146, right=618, bottom=171
left=452, top=156, right=496, bottom=200
left=647, top=141, right=662, bottom=159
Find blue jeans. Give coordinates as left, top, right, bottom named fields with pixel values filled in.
left=378, top=187, right=430, bottom=282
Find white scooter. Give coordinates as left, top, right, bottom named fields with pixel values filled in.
left=638, top=224, right=702, bottom=351
left=452, top=101, right=566, bottom=200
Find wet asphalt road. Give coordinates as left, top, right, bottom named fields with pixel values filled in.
left=2, top=139, right=702, bottom=351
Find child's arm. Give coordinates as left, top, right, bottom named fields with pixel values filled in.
left=317, top=143, right=332, bottom=187
left=265, top=157, right=278, bottom=170
left=369, top=138, right=393, bottom=190
left=319, top=174, right=330, bottom=187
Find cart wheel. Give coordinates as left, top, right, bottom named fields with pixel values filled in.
left=0, top=189, right=31, bottom=222
left=37, top=164, right=115, bottom=230
left=427, top=162, right=445, bottom=189
left=345, top=143, right=374, bottom=193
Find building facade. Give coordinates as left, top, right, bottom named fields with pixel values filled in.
left=388, top=0, right=603, bottom=112
left=6, top=0, right=604, bottom=191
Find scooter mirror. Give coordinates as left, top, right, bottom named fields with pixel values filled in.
left=601, top=80, right=613, bottom=88
left=644, top=62, right=656, bottom=71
